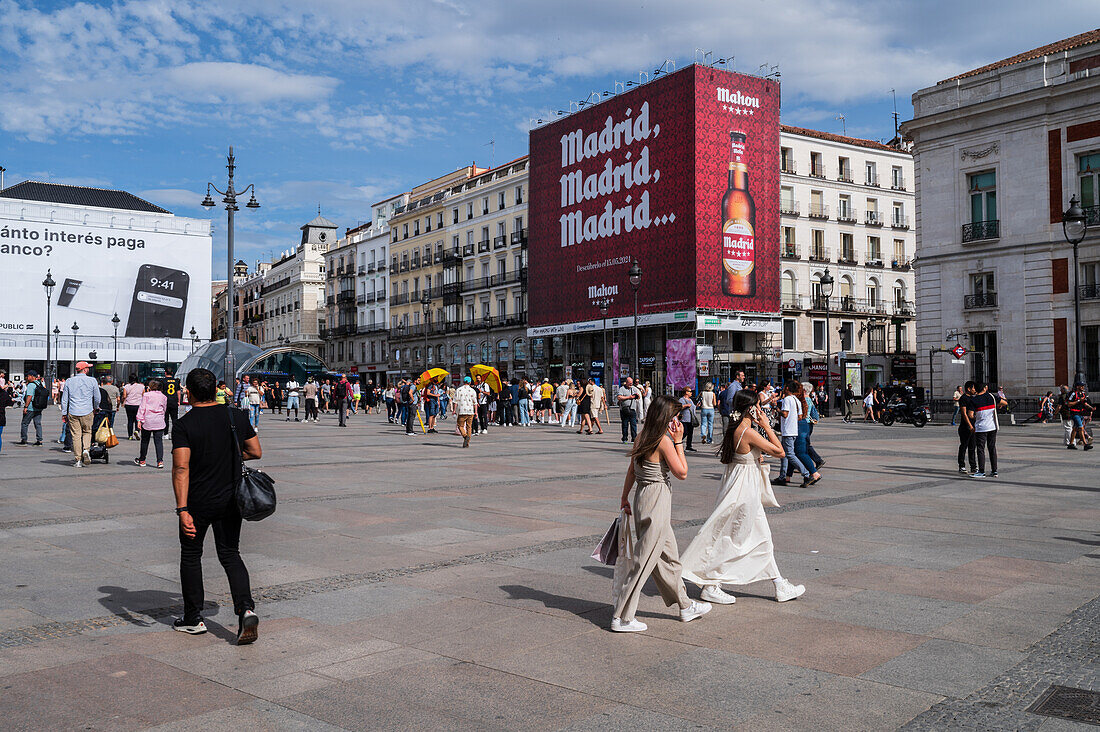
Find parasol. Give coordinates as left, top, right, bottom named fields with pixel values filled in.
left=470, top=364, right=502, bottom=393
left=417, top=368, right=449, bottom=389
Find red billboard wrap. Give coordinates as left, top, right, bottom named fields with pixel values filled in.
left=528, top=65, right=780, bottom=327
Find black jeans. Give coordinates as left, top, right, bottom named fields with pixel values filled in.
left=179, top=503, right=254, bottom=622
left=305, top=398, right=318, bottom=421
left=620, top=408, right=638, bottom=442
left=957, top=425, right=976, bottom=471
left=125, top=404, right=140, bottom=436
left=477, top=404, right=489, bottom=432
left=139, top=428, right=164, bottom=462
left=164, top=402, right=178, bottom=434
left=683, top=421, right=695, bottom=449
left=405, top=404, right=417, bottom=433
left=976, top=430, right=997, bottom=473
left=338, top=398, right=347, bottom=426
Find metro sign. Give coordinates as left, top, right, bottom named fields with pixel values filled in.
left=951, top=344, right=967, bottom=359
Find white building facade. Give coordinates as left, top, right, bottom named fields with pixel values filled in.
left=260, top=215, right=332, bottom=357
left=904, top=30, right=1100, bottom=398
left=777, top=126, right=917, bottom=392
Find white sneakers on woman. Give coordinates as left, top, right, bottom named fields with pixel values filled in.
left=774, top=578, right=806, bottom=602
left=679, top=600, right=712, bottom=622
left=610, top=617, right=648, bottom=633
left=700, top=585, right=737, bottom=604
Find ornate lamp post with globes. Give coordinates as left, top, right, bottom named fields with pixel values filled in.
left=628, top=261, right=642, bottom=381
left=597, top=298, right=610, bottom=387
left=1062, top=196, right=1089, bottom=387
left=820, top=268, right=835, bottom=416
left=201, top=146, right=260, bottom=384
left=43, top=270, right=55, bottom=393
left=70, top=321, right=79, bottom=375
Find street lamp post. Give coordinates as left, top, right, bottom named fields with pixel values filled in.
left=164, top=330, right=170, bottom=364
left=70, top=321, right=79, bottom=375
left=111, top=312, right=120, bottom=378
left=201, top=146, right=260, bottom=385
left=597, top=298, right=610, bottom=387
left=484, top=313, right=492, bottom=365
left=189, top=326, right=198, bottom=354
left=53, top=326, right=60, bottom=382
left=820, top=269, right=835, bottom=416
left=421, top=290, right=432, bottom=372
left=628, top=261, right=642, bottom=381
left=1063, top=195, right=1089, bottom=386
left=43, top=271, right=55, bottom=393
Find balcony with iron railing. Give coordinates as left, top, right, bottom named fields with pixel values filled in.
left=838, top=170, right=853, bottom=183
left=891, top=176, right=906, bottom=191
left=810, top=162, right=826, bottom=178
left=326, top=295, right=336, bottom=307
left=808, top=203, right=829, bottom=219
left=961, top=220, right=998, bottom=242
left=358, top=265, right=367, bottom=275
left=410, top=256, right=421, bottom=270
left=893, top=299, right=915, bottom=316
left=493, top=235, right=508, bottom=250
left=964, top=292, right=998, bottom=309
left=891, top=259, right=912, bottom=271
left=781, top=243, right=800, bottom=259
left=866, top=256, right=885, bottom=268
left=377, top=260, right=386, bottom=270
left=836, top=207, right=857, bottom=223
left=865, top=211, right=883, bottom=226
left=400, top=261, right=410, bottom=272
left=511, top=228, right=528, bottom=244
left=891, top=215, right=910, bottom=230
left=441, top=250, right=462, bottom=265
left=338, top=291, right=355, bottom=303
left=780, top=201, right=800, bottom=216
left=367, top=262, right=376, bottom=273
left=780, top=160, right=797, bottom=174
left=389, top=293, right=410, bottom=306
left=1080, top=284, right=1100, bottom=300
left=838, top=249, right=858, bottom=266
left=478, top=239, right=491, bottom=253
left=462, top=243, right=475, bottom=256
left=356, top=294, right=367, bottom=305
left=866, top=173, right=880, bottom=187
left=781, top=294, right=806, bottom=310
left=808, top=246, right=830, bottom=262
left=390, top=263, right=399, bottom=274
left=1086, top=205, right=1100, bottom=226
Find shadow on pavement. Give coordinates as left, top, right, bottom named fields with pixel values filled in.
left=498, top=584, right=607, bottom=628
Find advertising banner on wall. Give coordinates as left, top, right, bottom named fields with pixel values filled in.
left=528, top=65, right=780, bottom=328
left=0, top=200, right=212, bottom=362
left=666, top=337, right=696, bottom=390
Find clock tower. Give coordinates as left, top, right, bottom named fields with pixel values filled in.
left=300, top=212, right=337, bottom=253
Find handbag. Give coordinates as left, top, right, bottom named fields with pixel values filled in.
left=591, top=511, right=624, bottom=565
left=95, top=420, right=112, bottom=444
left=227, top=406, right=277, bottom=521
left=611, top=509, right=636, bottom=607
left=105, top=427, right=119, bottom=449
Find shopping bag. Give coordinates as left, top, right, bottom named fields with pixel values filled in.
left=611, top=510, right=636, bottom=608
left=591, top=513, right=622, bottom=565
left=105, top=428, right=119, bottom=449
left=95, top=420, right=111, bottom=444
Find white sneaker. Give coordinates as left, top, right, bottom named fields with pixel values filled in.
left=82, top=450, right=91, bottom=464
left=74, top=460, right=84, bottom=468
left=700, top=585, right=737, bottom=605
left=680, top=600, right=712, bottom=622
left=610, top=617, right=647, bottom=633
left=774, top=578, right=806, bottom=602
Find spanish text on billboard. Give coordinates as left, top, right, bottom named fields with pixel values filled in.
left=527, top=65, right=780, bottom=327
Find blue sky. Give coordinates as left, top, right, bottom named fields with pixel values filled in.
left=2, top=0, right=1098, bottom=274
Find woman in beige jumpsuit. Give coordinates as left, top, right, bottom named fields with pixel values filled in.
left=611, top=395, right=712, bottom=633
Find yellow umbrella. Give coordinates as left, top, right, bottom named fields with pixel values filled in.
left=417, top=368, right=449, bottom=389
left=470, top=364, right=502, bottom=393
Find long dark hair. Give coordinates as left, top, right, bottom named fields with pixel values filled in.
left=717, top=389, right=760, bottom=463
left=630, top=395, right=681, bottom=460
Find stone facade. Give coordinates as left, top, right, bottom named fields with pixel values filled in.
left=259, top=215, right=332, bottom=357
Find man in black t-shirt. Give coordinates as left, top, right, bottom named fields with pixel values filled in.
left=171, top=367, right=262, bottom=645
left=956, top=380, right=978, bottom=474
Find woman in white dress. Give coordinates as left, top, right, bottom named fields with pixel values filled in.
left=680, top=388, right=806, bottom=605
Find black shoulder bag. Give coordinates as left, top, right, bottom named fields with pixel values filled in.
left=227, top=406, right=276, bottom=521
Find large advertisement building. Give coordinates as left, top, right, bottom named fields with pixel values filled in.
left=528, top=65, right=781, bottom=387
left=0, top=182, right=212, bottom=380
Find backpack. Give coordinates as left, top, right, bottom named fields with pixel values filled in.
left=31, top=382, right=48, bottom=411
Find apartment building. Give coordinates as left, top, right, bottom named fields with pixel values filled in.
left=260, top=215, right=332, bottom=357
left=778, top=126, right=917, bottom=392
left=904, top=29, right=1100, bottom=397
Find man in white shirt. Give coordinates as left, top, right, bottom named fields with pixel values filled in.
left=284, top=379, right=300, bottom=422
left=775, top=382, right=813, bottom=486
left=616, top=377, right=642, bottom=443
left=474, top=375, right=492, bottom=434
left=454, top=377, right=478, bottom=448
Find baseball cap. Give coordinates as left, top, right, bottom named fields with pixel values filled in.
left=25, top=369, right=39, bottom=377
left=463, top=376, right=472, bottom=383
left=75, top=361, right=92, bottom=370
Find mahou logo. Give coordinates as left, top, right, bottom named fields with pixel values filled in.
left=716, top=88, right=760, bottom=108
left=588, top=284, right=619, bottom=299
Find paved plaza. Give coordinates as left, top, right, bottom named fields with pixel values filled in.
left=0, top=409, right=1097, bottom=730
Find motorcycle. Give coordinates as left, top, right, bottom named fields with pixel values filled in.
left=880, top=399, right=929, bottom=427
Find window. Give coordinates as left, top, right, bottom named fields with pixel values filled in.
left=969, top=331, right=998, bottom=385
left=437, top=212, right=444, bottom=229
left=838, top=156, right=851, bottom=181
left=466, top=203, right=473, bottom=220
left=514, top=216, right=524, bottom=233
left=811, top=229, right=826, bottom=260
left=452, top=207, right=459, bottom=224
left=893, top=239, right=905, bottom=264
left=892, top=202, right=905, bottom=226
left=481, top=196, right=489, bottom=215
left=840, top=321, right=854, bottom=351
left=780, top=147, right=795, bottom=173
left=840, top=233, right=854, bottom=262
left=515, top=337, right=527, bottom=361
left=810, top=190, right=825, bottom=217
left=838, top=194, right=852, bottom=219
left=498, top=192, right=506, bottom=210
left=466, top=230, right=474, bottom=247
left=781, top=186, right=796, bottom=213
left=425, top=274, right=432, bottom=290
left=402, top=224, right=408, bottom=239
left=891, top=165, right=904, bottom=189
left=968, top=171, right=997, bottom=223
left=480, top=226, right=489, bottom=243
left=868, top=324, right=886, bottom=354
left=810, top=151, right=824, bottom=177
left=497, top=299, right=506, bottom=317
left=481, top=262, right=490, bottom=278
left=782, top=319, right=796, bottom=349
left=971, top=272, right=995, bottom=295
left=1084, top=325, right=1100, bottom=389
left=782, top=226, right=796, bottom=257
left=392, top=229, right=398, bottom=242
left=451, top=235, right=459, bottom=252
left=497, top=259, right=506, bottom=277
left=497, top=221, right=505, bottom=238
left=515, top=185, right=524, bottom=204
left=865, top=161, right=878, bottom=186
left=867, top=278, right=880, bottom=305
left=514, top=294, right=524, bottom=315
left=894, top=324, right=908, bottom=354
left=868, top=236, right=881, bottom=261
left=1078, top=153, right=1100, bottom=208
left=466, top=304, right=474, bottom=321
left=781, top=271, right=796, bottom=307
left=1083, top=261, right=1100, bottom=286
left=813, top=320, right=826, bottom=351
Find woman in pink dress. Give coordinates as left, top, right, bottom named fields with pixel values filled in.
left=135, top=379, right=168, bottom=468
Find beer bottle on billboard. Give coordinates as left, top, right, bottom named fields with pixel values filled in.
left=721, top=131, right=756, bottom=297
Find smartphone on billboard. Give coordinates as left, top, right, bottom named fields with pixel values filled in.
left=57, top=278, right=120, bottom=316
left=124, top=264, right=190, bottom=338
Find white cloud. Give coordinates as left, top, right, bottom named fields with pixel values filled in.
left=162, top=62, right=337, bottom=104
